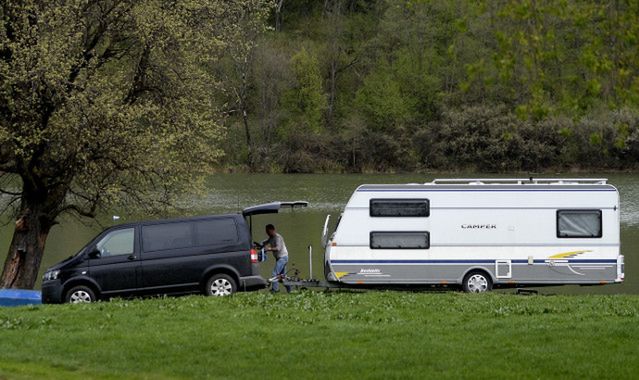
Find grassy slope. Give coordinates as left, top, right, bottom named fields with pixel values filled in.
left=0, top=291, right=637, bottom=379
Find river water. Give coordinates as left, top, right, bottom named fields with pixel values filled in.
left=1, top=173, right=637, bottom=294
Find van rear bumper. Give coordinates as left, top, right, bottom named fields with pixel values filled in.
left=240, top=275, right=267, bottom=289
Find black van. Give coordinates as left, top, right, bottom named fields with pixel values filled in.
left=41, top=202, right=307, bottom=303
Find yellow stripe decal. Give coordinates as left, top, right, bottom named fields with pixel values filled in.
left=548, top=250, right=592, bottom=259
left=334, top=272, right=350, bottom=279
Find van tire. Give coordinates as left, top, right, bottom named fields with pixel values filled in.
left=205, top=274, right=237, bottom=297
left=65, top=285, right=97, bottom=303
left=462, top=270, right=492, bottom=293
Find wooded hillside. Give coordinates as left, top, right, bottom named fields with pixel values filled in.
left=219, top=0, right=639, bottom=172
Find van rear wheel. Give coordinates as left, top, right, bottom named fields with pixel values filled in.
left=65, top=285, right=96, bottom=303
left=462, top=271, right=492, bottom=293
left=205, top=274, right=237, bottom=297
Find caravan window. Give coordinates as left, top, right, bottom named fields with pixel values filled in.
left=557, top=210, right=602, bottom=238
left=370, top=232, right=430, bottom=249
left=370, top=199, right=430, bottom=217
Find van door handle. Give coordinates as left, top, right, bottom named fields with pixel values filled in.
left=127, top=254, right=136, bottom=261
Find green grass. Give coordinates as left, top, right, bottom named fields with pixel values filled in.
left=0, top=291, right=638, bottom=379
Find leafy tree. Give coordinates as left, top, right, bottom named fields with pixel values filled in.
left=355, top=65, right=413, bottom=129
left=281, top=47, right=327, bottom=135
left=0, top=0, right=261, bottom=289
left=489, top=0, right=639, bottom=118
left=217, top=0, right=272, bottom=169
left=219, top=0, right=639, bottom=172
left=250, top=39, right=294, bottom=167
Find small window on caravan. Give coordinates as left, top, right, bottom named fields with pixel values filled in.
left=370, top=232, right=430, bottom=249
left=370, top=199, right=430, bottom=217
left=556, top=210, right=602, bottom=238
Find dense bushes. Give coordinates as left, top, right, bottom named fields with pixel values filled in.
left=425, top=106, right=639, bottom=172
left=422, top=105, right=564, bottom=171
left=240, top=105, right=639, bottom=173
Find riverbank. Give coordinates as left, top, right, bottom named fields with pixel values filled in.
left=1, top=292, right=637, bottom=379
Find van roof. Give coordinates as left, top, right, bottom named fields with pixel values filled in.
left=107, top=213, right=244, bottom=229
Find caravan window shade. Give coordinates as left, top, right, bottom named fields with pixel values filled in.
left=370, top=199, right=430, bottom=217
left=370, top=232, right=430, bottom=249
left=557, top=210, right=602, bottom=238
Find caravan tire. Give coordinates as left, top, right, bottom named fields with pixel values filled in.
left=462, top=270, right=492, bottom=293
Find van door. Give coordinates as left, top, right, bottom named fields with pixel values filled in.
left=88, top=227, right=139, bottom=294
left=139, top=221, right=196, bottom=289
left=192, top=218, right=247, bottom=276
left=139, top=218, right=247, bottom=290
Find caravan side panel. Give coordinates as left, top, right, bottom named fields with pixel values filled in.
left=325, top=184, right=621, bottom=287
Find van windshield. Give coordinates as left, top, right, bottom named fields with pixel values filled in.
left=73, top=229, right=112, bottom=257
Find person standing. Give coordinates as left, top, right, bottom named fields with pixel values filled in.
left=263, top=224, right=292, bottom=293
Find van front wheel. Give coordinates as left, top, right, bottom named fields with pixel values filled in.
left=65, top=285, right=96, bottom=303
left=205, top=274, right=237, bottom=297
left=462, top=271, right=492, bottom=293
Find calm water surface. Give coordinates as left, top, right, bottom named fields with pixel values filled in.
left=1, top=173, right=637, bottom=294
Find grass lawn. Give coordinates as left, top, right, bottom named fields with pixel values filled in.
left=0, top=291, right=637, bottom=379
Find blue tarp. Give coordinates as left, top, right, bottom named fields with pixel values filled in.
left=0, top=289, right=42, bottom=307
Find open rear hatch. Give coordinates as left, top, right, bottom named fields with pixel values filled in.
left=242, top=201, right=309, bottom=235
left=242, top=201, right=309, bottom=217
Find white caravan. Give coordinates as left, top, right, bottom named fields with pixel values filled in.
left=322, top=178, right=624, bottom=292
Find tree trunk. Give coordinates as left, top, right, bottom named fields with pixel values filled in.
left=275, top=0, right=285, bottom=32
left=0, top=199, right=53, bottom=289
left=327, top=57, right=337, bottom=127
left=242, top=107, right=253, bottom=169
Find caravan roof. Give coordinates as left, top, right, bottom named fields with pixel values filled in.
left=356, top=178, right=614, bottom=192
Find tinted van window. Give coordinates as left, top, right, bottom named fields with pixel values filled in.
left=194, top=219, right=238, bottom=247
left=143, top=222, right=194, bottom=252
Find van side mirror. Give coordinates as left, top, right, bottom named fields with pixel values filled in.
left=88, top=246, right=101, bottom=259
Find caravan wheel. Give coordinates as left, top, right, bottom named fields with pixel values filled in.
left=462, top=271, right=492, bottom=293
